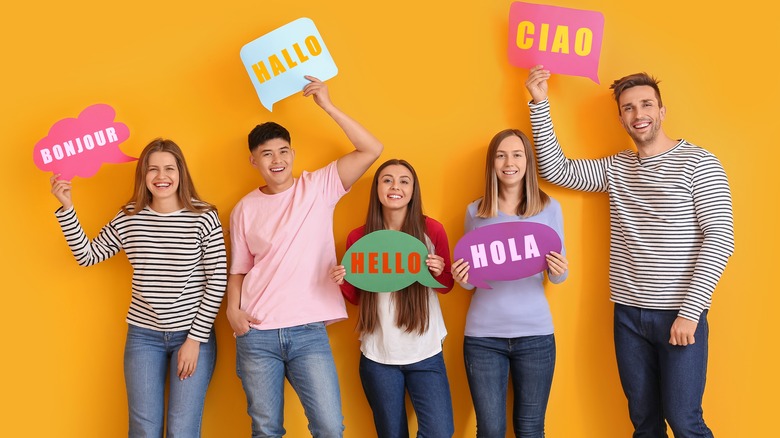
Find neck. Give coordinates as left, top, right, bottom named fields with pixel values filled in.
left=382, top=208, right=407, bottom=231
left=497, top=184, right=523, bottom=215
left=150, top=197, right=183, bottom=213
left=261, top=177, right=294, bottom=194
left=636, top=133, right=678, bottom=158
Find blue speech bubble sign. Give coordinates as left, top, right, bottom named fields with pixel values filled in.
left=240, top=18, right=338, bottom=111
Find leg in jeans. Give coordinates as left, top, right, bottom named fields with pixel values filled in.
left=508, top=334, right=555, bottom=438
left=463, top=336, right=509, bottom=438
left=167, top=330, right=217, bottom=437
left=284, top=322, right=345, bottom=438
left=404, top=352, right=454, bottom=438
left=235, top=328, right=287, bottom=438
left=655, top=310, right=713, bottom=438
left=614, top=303, right=668, bottom=438
left=124, top=324, right=167, bottom=438
left=359, top=354, right=409, bottom=438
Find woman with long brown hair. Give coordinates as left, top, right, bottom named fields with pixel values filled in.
left=330, top=158, right=455, bottom=437
left=451, top=129, right=569, bottom=438
left=50, top=138, right=227, bottom=437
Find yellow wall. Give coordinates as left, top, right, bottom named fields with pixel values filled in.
left=1, top=0, right=774, bottom=436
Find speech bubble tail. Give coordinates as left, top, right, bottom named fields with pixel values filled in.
left=590, top=75, right=600, bottom=84
left=261, top=101, right=274, bottom=112
left=418, top=275, right=445, bottom=290
left=469, top=279, right=492, bottom=290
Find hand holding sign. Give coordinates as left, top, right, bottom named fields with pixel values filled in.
left=508, top=2, right=604, bottom=84
left=240, top=18, right=338, bottom=111
left=341, top=230, right=444, bottom=293
left=453, top=222, right=562, bottom=289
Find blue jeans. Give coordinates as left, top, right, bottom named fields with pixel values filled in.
left=614, top=303, right=713, bottom=438
left=124, top=324, right=216, bottom=438
left=359, top=352, right=454, bottom=438
left=463, top=334, right=555, bottom=438
left=235, top=322, right=344, bottom=438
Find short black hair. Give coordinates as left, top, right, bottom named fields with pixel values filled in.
left=248, top=122, right=291, bottom=152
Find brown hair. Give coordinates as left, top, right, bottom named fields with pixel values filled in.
left=122, top=138, right=214, bottom=215
left=476, top=129, right=549, bottom=218
left=356, top=159, right=430, bottom=335
left=610, top=72, right=663, bottom=113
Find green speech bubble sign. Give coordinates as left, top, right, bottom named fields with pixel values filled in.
left=341, top=230, right=445, bottom=293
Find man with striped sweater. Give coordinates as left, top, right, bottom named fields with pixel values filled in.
left=525, top=65, right=734, bottom=438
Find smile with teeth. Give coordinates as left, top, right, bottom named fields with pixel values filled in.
left=270, top=166, right=285, bottom=173
left=388, top=194, right=403, bottom=199
left=502, top=170, right=518, bottom=175
left=154, top=182, right=171, bottom=188
left=633, top=121, right=651, bottom=129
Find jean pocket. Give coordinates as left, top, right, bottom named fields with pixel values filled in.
left=235, top=327, right=253, bottom=339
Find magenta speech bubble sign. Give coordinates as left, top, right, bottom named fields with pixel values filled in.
left=33, top=104, right=135, bottom=180
left=508, top=1, right=604, bottom=84
left=453, top=222, right=562, bottom=290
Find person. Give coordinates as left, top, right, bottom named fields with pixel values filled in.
left=525, top=65, right=735, bottom=437
left=329, top=159, right=455, bottom=438
left=227, top=75, right=383, bottom=438
left=49, top=138, right=228, bottom=437
left=450, top=129, right=569, bottom=437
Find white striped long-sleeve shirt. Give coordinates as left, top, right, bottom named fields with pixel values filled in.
left=529, top=99, right=734, bottom=321
left=55, top=205, right=227, bottom=342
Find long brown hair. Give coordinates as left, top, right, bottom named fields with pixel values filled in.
left=356, top=159, right=430, bottom=335
left=476, top=129, right=549, bottom=218
left=122, top=138, right=214, bottom=215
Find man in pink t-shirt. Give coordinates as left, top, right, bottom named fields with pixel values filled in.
left=227, top=76, right=383, bottom=437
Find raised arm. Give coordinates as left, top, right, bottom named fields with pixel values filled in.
left=303, top=76, right=383, bottom=190
left=525, top=66, right=611, bottom=193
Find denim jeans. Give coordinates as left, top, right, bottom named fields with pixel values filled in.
left=124, top=324, right=216, bottom=438
left=463, top=334, right=555, bottom=438
left=235, top=322, right=344, bottom=438
left=359, top=352, right=454, bottom=438
left=614, top=303, right=713, bottom=438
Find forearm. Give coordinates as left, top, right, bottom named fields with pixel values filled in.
left=227, top=274, right=246, bottom=311
left=322, top=103, right=383, bottom=158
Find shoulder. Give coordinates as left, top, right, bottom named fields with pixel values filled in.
left=348, top=224, right=367, bottom=240
left=424, top=216, right=446, bottom=233
left=466, top=198, right=482, bottom=214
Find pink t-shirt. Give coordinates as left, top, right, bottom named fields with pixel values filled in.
left=229, top=161, right=348, bottom=329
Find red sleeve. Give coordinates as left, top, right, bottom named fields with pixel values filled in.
left=425, top=217, right=454, bottom=294
left=339, top=225, right=366, bottom=305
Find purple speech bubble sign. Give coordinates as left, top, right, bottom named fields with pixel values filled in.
left=508, top=1, right=605, bottom=84
left=33, top=104, right=135, bottom=180
left=453, top=222, right=562, bottom=289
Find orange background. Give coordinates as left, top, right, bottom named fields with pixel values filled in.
left=1, top=0, right=775, bottom=436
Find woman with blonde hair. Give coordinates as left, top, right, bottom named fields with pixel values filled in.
left=451, top=129, right=569, bottom=438
left=50, top=138, right=227, bottom=437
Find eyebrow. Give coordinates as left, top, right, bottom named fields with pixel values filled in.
left=260, top=146, right=290, bottom=153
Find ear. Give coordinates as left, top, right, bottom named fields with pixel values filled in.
left=659, top=105, right=667, bottom=121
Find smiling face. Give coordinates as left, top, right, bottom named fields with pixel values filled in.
left=376, top=164, right=414, bottom=212
left=145, top=151, right=180, bottom=209
left=250, top=138, right=295, bottom=193
left=618, top=85, right=666, bottom=147
left=493, top=135, right=528, bottom=188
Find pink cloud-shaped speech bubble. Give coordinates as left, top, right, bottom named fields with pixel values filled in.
left=508, top=1, right=604, bottom=84
left=33, top=104, right=135, bottom=180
